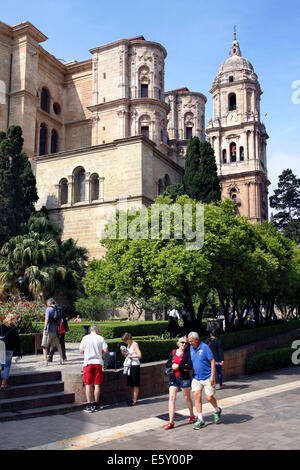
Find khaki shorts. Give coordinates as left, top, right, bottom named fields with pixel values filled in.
left=192, top=378, right=216, bottom=397
left=41, top=332, right=60, bottom=349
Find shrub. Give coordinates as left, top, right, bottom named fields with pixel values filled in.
left=245, top=344, right=297, bottom=374
left=0, top=294, right=45, bottom=333
left=74, top=296, right=110, bottom=321
left=19, top=333, right=35, bottom=354
left=33, top=320, right=169, bottom=340
left=218, top=320, right=300, bottom=351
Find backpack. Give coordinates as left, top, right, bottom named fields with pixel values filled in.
left=51, top=305, right=63, bottom=324
left=0, top=325, right=9, bottom=341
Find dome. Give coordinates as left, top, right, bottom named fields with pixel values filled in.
left=212, top=37, right=258, bottom=86
left=217, top=55, right=254, bottom=76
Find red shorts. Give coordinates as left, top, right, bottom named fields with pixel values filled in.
left=83, top=364, right=103, bottom=385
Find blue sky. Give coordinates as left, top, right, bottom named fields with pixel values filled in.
left=2, top=0, right=300, bottom=201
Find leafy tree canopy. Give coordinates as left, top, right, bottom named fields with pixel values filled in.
left=270, top=168, right=300, bottom=243
left=0, top=126, right=38, bottom=247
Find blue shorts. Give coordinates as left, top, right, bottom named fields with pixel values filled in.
left=169, top=376, right=191, bottom=389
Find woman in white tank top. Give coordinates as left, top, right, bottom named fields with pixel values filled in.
left=120, top=332, right=142, bottom=406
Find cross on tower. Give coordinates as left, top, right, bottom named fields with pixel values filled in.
left=234, top=25, right=237, bottom=41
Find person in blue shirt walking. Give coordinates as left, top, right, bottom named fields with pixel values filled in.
left=188, top=331, right=222, bottom=429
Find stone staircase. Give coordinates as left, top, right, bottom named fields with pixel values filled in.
left=0, top=371, right=84, bottom=422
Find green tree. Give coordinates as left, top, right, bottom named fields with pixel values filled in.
left=269, top=168, right=300, bottom=243
left=0, top=210, right=88, bottom=301
left=162, top=183, right=185, bottom=202
left=183, top=137, right=201, bottom=200
left=0, top=126, right=38, bottom=247
left=183, top=137, right=221, bottom=203
left=197, top=141, right=221, bottom=203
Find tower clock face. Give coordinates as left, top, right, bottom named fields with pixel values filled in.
left=228, top=112, right=237, bottom=123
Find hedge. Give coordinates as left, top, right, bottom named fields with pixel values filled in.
left=33, top=321, right=168, bottom=341
left=19, top=320, right=300, bottom=362
left=245, top=343, right=299, bottom=375
left=219, top=320, right=300, bottom=351
left=19, top=334, right=35, bottom=355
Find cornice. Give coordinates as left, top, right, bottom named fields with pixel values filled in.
left=219, top=169, right=270, bottom=185
left=11, top=21, right=48, bottom=44
left=165, top=90, right=207, bottom=103
left=210, top=78, right=262, bottom=95
left=89, top=38, right=167, bottom=58
left=35, top=134, right=183, bottom=174
left=87, top=98, right=169, bottom=113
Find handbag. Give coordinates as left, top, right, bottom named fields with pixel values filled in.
left=123, top=356, right=132, bottom=376
left=164, top=349, right=176, bottom=377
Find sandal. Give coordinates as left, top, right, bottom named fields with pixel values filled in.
left=165, top=422, right=174, bottom=430
left=0, top=383, right=8, bottom=389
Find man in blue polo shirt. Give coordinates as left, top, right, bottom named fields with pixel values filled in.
left=188, top=331, right=222, bottom=429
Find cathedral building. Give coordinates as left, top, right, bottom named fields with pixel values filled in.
left=0, top=21, right=269, bottom=258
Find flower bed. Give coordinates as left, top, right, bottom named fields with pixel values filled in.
left=0, top=294, right=45, bottom=333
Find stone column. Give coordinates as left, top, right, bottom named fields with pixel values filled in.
left=85, top=172, right=91, bottom=203
left=118, top=45, right=128, bottom=99
left=99, top=177, right=105, bottom=202
left=55, top=184, right=60, bottom=207
left=68, top=175, right=73, bottom=206
left=92, top=53, right=99, bottom=105
left=253, top=130, right=256, bottom=160
left=245, top=182, right=250, bottom=218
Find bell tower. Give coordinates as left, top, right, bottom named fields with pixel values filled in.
left=207, top=29, right=270, bottom=223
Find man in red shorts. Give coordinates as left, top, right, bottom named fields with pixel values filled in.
left=79, top=325, right=108, bottom=413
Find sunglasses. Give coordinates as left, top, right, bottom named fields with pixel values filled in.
left=180, top=341, right=188, bottom=344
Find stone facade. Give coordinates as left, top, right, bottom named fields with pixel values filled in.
left=0, top=20, right=269, bottom=257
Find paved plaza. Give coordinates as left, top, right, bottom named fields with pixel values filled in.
left=0, top=354, right=300, bottom=451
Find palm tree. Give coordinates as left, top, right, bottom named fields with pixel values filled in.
left=0, top=211, right=88, bottom=301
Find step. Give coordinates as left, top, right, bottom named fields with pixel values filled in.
left=0, top=381, right=64, bottom=400
left=8, top=371, right=62, bottom=387
left=0, top=391, right=75, bottom=413
left=0, top=402, right=85, bottom=422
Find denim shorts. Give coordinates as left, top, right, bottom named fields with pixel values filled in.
left=169, top=376, right=191, bottom=389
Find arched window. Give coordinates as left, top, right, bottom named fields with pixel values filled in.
left=40, top=87, right=50, bottom=113
left=51, top=130, right=58, bottom=154
left=185, top=127, right=192, bottom=139
left=222, top=149, right=227, bottom=164
left=228, top=93, right=236, bottom=111
left=184, top=112, right=194, bottom=140
left=90, top=173, right=100, bottom=201
left=139, top=114, right=151, bottom=138
left=158, top=178, right=163, bottom=195
left=139, top=66, right=150, bottom=98
left=230, top=142, right=237, bottom=162
left=230, top=188, right=241, bottom=206
left=39, top=123, right=47, bottom=155
left=240, top=146, right=244, bottom=161
left=74, top=168, right=86, bottom=203
left=59, top=178, right=68, bottom=205
left=164, top=174, right=170, bottom=188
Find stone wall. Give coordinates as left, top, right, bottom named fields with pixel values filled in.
left=63, top=329, right=300, bottom=405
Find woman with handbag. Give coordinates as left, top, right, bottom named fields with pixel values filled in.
left=120, top=332, right=142, bottom=406
left=164, top=336, right=195, bottom=429
left=0, top=313, right=22, bottom=389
